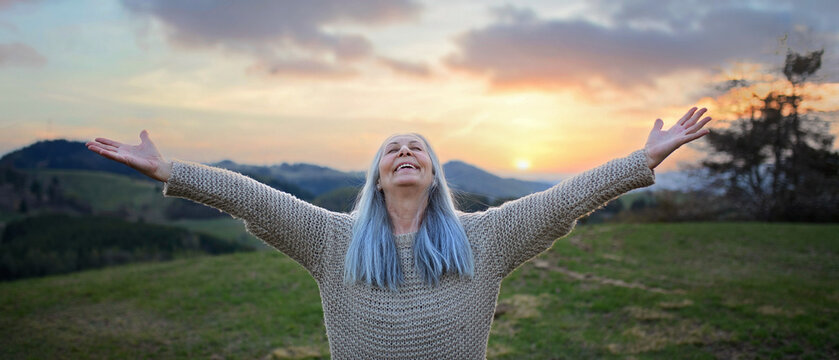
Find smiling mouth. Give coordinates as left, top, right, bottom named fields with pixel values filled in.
left=394, top=162, right=418, bottom=172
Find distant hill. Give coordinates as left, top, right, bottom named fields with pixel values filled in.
left=0, top=139, right=150, bottom=179
left=443, top=160, right=551, bottom=199
left=208, top=160, right=553, bottom=200
left=211, top=160, right=364, bottom=197
left=0, top=140, right=316, bottom=200
left=3, top=139, right=553, bottom=200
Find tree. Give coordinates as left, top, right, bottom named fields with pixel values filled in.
left=702, top=49, right=839, bottom=221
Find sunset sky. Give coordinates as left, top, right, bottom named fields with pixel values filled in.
left=1, top=0, right=837, bottom=180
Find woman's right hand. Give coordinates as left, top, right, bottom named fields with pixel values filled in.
left=85, top=130, right=172, bottom=182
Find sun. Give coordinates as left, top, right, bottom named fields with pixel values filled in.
left=514, top=158, right=531, bottom=171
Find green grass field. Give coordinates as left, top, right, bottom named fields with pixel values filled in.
left=2, top=223, right=837, bottom=359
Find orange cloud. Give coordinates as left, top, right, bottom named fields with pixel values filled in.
left=704, top=74, right=839, bottom=122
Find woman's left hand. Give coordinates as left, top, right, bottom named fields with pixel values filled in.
left=644, top=107, right=712, bottom=169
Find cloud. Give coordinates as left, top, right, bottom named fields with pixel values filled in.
left=0, top=42, right=46, bottom=67
left=246, top=58, right=357, bottom=79
left=377, top=56, right=431, bottom=78
left=122, top=0, right=421, bottom=78
left=0, top=0, right=34, bottom=11
left=446, top=2, right=836, bottom=91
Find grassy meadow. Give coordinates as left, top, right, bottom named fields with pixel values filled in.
left=1, top=222, right=837, bottom=359
left=30, top=169, right=169, bottom=216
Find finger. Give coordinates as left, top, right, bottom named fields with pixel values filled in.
left=89, top=142, right=119, bottom=152
left=87, top=144, right=126, bottom=163
left=684, top=108, right=707, bottom=128
left=99, top=150, right=127, bottom=164
left=86, top=142, right=106, bottom=152
left=686, top=116, right=712, bottom=134
left=94, top=137, right=125, bottom=147
left=679, top=107, right=697, bottom=126
left=140, top=129, right=150, bottom=143
left=682, top=129, right=710, bottom=144
left=651, top=118, right=664, bottom=133
left=87, top=143, right=117, bottom=156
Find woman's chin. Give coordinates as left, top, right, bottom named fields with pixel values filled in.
left=390, top=178, right=431, bottom=189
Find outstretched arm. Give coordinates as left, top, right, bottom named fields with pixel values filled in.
left=467, top=107, right=712, bottom=276
left=85, top=131, right=340, bottom=278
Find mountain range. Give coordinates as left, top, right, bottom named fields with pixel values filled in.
left=1, top=140, right=552, bottom=200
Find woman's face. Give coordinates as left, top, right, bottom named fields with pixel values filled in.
left=377, top=134, right=434, bottom=194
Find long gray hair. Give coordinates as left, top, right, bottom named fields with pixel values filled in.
left=343, top=133, right=475, bottom=290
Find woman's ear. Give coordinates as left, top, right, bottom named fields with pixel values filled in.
left=376, top=182, right=382, bottom=191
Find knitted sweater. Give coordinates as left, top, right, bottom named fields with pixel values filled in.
left=162, top=149, right=655, bottom=359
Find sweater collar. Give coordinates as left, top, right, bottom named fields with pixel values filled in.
left=394, top=232, right=417, bottom=248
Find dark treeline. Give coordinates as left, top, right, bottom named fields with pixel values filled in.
left=313, top=186, right=360, bottom=213
left=701, top=48, right=839, bottom=222
left=0, top=165, right=92, bottom=215
left=0, top=214, right=252, bottom=281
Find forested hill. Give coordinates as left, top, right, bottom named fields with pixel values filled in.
left=0, top=214, right=251, bottom=281
left=0, top=139, right=148, bottom=179
left=211, top=160, right=362, bottom=198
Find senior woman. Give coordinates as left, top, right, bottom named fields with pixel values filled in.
left=86, top=107, right=711, bottom=359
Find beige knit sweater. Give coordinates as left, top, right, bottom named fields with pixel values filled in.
left=162, top=149, right=655, bottom=359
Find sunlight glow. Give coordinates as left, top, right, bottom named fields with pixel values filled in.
left=515, top=158, right=531, bottom=170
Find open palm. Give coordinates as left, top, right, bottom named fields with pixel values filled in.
left=85, top=130, right=171, bottom=182
left=645, top=107, right=712, bottom=169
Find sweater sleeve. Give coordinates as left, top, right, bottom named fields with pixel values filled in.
left=474, top=149, right=655, bottom=277
left=162, top=159, right=340, bottom=278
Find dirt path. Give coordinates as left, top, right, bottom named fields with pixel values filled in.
left=531, top=259, right=684, bottom=294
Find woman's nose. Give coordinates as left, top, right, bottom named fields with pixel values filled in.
left=398, top=145, right=412, bottom=156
